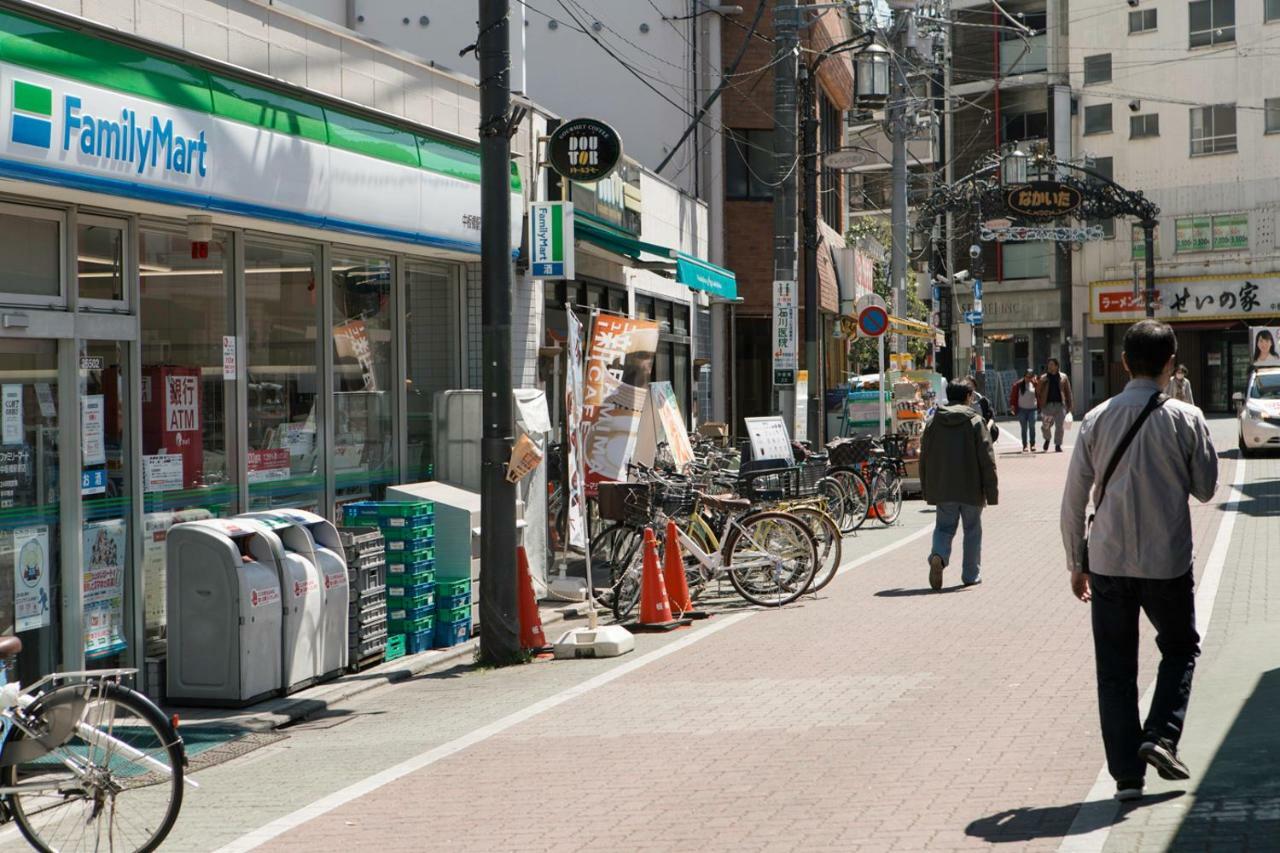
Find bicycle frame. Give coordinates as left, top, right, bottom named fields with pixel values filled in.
left=668, top=509, right=783, bottom=579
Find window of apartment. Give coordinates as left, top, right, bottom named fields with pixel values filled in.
left=1130, top=113, right=1160, bottom=138
left=1088, top=157, right=1116, bottom=238
left=1084, top=103, right=1112, bottom=135
left=1189, top=0, right=1234, bottom=47
left=819, top=94, right=842, bottom=228
left=725, top=129, right=774, bottom=201
left=1268, top=0, right=1280, bottom=22
left=1128, top=8, right=1158, bottom=33
left=1083, top=54, right=1112, bottom=85
left=1266, top=98, right=1280, bottom=134
left=1190, top=104, right=1237, bottom=154
left=1002, top=111, right=1048, bottom=144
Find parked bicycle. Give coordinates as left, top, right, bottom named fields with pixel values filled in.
left=0, top=636, right=189, bottom=852
left=824, top=434, right=907, bottom=530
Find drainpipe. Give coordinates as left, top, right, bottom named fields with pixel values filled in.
left=346, top=0, right=358, bottom=29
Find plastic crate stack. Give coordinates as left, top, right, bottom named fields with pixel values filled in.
left=434, top=572, right=472, bottom=649
left=338, top=527, right=389, bottom=668
left=342, top=501, right=437, bottom=655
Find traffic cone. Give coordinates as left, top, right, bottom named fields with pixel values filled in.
left=663, top=520, right=709, bottom=620
left=517, top=545, right=552, bottom=653
left=628, top=528, right=687, bottom=632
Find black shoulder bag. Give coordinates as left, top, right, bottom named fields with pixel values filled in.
left=1081, top=391, right=1167, bottom=574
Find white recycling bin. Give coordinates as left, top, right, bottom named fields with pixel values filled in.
left=253, top=509, right=349, bottom=677
left=165, top=519, right=283, bottom=707
left=236, top=515, right=325, bottom=693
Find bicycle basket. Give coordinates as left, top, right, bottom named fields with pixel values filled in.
left=737, top=459, right=798, bottom=501
left=795, top=458, right=830, bottom=498
left=880, top=434, right=909, bottom=460
left=597, top=482, right=651, bottom=524
left=655, top=482, right=695, bottom=517
left=827, top=436, right=875, bottom=467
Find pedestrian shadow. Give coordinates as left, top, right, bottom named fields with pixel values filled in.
left=1225, top=478, right=1280, bottom=517
left=965, top=792, right=1184, bottom=843
left=874, top=586, right=972, bottom=597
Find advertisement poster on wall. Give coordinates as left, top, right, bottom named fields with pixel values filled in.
left=1250, top=327, right=1280, bottom=366
left=565, top=309, right=587, bottom=550
left=83, top=520, right=127, bottom=659
left=581, top=315, right=659, bottom=485
left=12, top=526, right=50, bottom=633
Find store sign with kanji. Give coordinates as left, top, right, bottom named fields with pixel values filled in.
left=1004, top=182, right=1083, bottom=218
left=1090, top=275, right=1276, bottom=323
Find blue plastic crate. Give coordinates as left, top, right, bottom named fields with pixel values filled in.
left=435, top=616, right=472, bottom=649
left=391, top=612, right=435, bottom=638
left=386, top=566, right=435, bottom=589
left=406, top=625, right=436, bottom=654
left=384, top=534, right=435, bottom=554
left=388, top=600, right=434, bottom=623
left=385, top=579, right=435, bottom=601
left=436, top=588, right=472, bottom=610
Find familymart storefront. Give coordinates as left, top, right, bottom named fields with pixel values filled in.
left=0, top=8, right=521, bottom=686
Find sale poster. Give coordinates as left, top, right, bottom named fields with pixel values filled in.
left=12, top=526, right=50, bottom=633
left=143, top=453, right=184, bottom=492
left=2, top=385, right=22, bottom=445
left=83, top=520, right=127, bottom=659
left=248, top=448, right=291, bottom=482
left=81, top=395, right=105, bottom=466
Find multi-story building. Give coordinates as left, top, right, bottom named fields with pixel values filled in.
left=1070, top=0, right=1280, bottom=414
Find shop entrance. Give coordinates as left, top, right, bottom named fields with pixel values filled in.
left=1201, top=330, right=1250, bottom=414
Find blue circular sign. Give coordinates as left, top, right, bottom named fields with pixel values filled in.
left=858, top=306, right=889, bottom=337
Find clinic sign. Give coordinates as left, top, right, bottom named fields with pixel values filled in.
left=529, top=202, right=574, bottom=279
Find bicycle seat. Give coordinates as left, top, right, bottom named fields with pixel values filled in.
left=0, top=635, right=22, bottom=657
left=698, top=492, right=752, bottom=512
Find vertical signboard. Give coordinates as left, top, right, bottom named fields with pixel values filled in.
left=529, top=202, right=575, bottom=280
left=565, top=308, right=587, bottom=550
left=772, top=280, right=797, bottom=386
left=83, top=520, right=127, bottom=659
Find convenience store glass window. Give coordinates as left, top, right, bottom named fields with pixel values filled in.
left=78, top=217, right=126, bottom=305
left=332, top=252, right=395, bottom=507
left=405, top=261, right=460, bottom=483
left=138, top=227, right=237, bottom=646
left=0, top=205, right=61, bottom=302
left=245, top=239, right=323, bottom=512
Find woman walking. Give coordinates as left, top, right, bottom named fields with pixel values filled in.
left=1010, top=369, right=1040, bottom=452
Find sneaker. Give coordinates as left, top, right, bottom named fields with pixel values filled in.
left=1021, top=445, right=1028, bottom=453
left=1055, top=445, right=1063, bottom=453
left=1043, top=439, right=1050, bottom=451
left=963, top=578, right=982, bottom=587
left=1114, top=779, right=1145, bottom=802
left=928, top=554, right=944, bottom=591
left=1139, top=739, right=1191, bottom=780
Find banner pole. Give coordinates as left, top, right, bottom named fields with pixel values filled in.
left=879, top=332, right=887, bottom=437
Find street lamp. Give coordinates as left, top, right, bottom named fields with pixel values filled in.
left=854, top=43, right=890, bottom=108
left=1001, top=146, right=1029, bottom=186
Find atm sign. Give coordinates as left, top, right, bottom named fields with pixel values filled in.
left=165, top=375, right=199, bottom=432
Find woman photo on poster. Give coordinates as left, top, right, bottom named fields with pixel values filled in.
left=1253, top=328, right=1280, bottom=366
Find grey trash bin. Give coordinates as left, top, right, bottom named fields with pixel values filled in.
left=165, top=519, right=283, bottom=707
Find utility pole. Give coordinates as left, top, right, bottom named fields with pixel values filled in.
left=772, top=0, right=799, bottom=422
left=800, top=63, right=821, bottom=445
left=887, top=12, right=911, bottom=367
left=476, top=0, right=521, bottom=666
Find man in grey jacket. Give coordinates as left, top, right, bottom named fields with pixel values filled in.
left=919, top=380, right=999, bottom=591
left=1061, top=320, right=1218, bottom=803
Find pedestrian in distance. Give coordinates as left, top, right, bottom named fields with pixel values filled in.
left=1166, top=364, right=1195, bottom=406
left=1010, top=368, right=1040, bottom=452
left=920, top=379, right=999, bottom=591
left=1038, top=358, right=1074, bottom=452
left=963, top=375, right=1000, bottom=445
left=1061, top=319, right=1218, bottom=803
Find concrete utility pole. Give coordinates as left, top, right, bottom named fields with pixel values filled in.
left=772, top=0, right=799, bottom=419
left=476, top=0, right=521, bottom=666
left=887, top=12, right=911, bottom=364
left=800, top=62, right=821, bottom=445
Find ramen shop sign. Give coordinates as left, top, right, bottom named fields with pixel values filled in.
left=1004, top=182, right=1083, bottom=218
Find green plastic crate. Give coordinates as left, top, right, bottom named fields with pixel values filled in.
left=435, top=577, right=469, bottom=599
left=384, top=633, right=407, bottom=662
left=385, top=546, right=435, bottom=565
left=389, top=611, right=435, bottom=636
left=381, top=522, right=436, bottom=541
left=436, top=602, right=470, bottom=624
left=386, top=566, right=436, bottom=588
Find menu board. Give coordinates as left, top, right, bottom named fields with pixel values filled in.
left=744, top=416, right=795, bottom=464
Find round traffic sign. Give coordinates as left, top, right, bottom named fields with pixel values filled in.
left=858, top=305, right=889, bottom=337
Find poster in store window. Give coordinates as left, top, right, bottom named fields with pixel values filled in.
left=34, top=384, right=54, bottom=419
left=12, top=526, right=50, bottom=633
left=143, top=453, right=184, bottom=492
left=1175, top=217, right=1212, bottom=253
left=1250, top=327, right=1280, bottom=367
left=2, top=385, right=22, bottom=446
left=248, top=448, right=291, bottom=482
left=165, top=375, right=199, bottom=433
left=81, top=395, right=105, bottom=466
left=1212, top=214, right=1249, bottom=251
left=83, top=520, right=127, bottom=659
left=581, top=314, right=659, bottom=485
left=334, top=320, right=378, bottom=391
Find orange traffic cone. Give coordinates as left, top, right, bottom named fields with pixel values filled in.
left=516, top=545, right=551, bottom=653
left=630, top=528, right=687, bottom=632
left=663, top=520, right=709, bottom=620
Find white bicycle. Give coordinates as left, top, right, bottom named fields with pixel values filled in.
left=0, top=636, right=190, bottom=852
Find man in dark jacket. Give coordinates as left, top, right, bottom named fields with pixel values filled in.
left=920, top=380, right=1000, bottom=590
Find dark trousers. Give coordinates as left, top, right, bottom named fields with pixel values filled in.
left=1090, top=571, right=1200, bottom=782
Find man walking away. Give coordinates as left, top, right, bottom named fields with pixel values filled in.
left=1038, top=358, right=1074, bottom=452
left=1166, top=364, right=1195, bottom=406
left=1010, top=369, right=1040, bottom=452
left=1061, top=320, right=1218, bottom=803
left=920, top=380, right=999, bottom=591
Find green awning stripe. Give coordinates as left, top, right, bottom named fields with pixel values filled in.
left=576, top=216, right=674, bottom=261
left=675, top=252, right=737, bottom=300
left=0, top=8, right=524, bottom=189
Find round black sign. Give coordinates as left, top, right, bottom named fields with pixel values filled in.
left=1004, top=181, right=1083, bottom=218
left=547, top=118, right=622, bottom=183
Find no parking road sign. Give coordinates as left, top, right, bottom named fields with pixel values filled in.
left=858, top=305, right=889, bottom=337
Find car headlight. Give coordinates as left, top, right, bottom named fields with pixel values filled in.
left=1246, top=405, right=1265, bottom=420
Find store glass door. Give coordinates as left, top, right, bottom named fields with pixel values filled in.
left=80, top=341, right=134, bottom=666
left=0, top=340, right=59, bottom=685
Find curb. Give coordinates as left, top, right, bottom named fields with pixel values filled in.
left=189, top=602, right=591, bottom=733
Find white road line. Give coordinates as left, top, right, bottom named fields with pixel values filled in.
left=215, top=521, right=931, bottom=852
left=1058, top=454, right=1246, bottom=853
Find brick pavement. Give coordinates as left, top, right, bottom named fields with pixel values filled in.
left=206, top=425, right=1239, bottom=853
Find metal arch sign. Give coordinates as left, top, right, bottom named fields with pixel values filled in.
left=547, top=118, right=623, bottom=183
left=858, top=305, right=889, bottom=337
left=1004, top=181, right=1083, bottom=218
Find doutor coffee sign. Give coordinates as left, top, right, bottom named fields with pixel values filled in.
left=1004, top=181, right=1083, bottom=218
left=547, top=118, right=622, bottom=183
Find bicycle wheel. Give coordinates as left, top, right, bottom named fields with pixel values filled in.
left=788, top=506, right=843, bottom=592
left=610, top=529, right=647, bottom=622
left=724, top=510, right=817, bottom=607
left=815, top=477, right=849, bottom=531
left=870, top=466, right=904, bottom=526
left=827, top=467, right=870, bottom=532
left=5, top=681, right=185, bottom=853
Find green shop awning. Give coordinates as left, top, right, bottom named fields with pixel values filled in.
left=575, top=214, right=673, bottom=261
left=675, top=252, right=737, bottom=300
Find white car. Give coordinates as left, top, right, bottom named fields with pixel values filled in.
left=1237, top=367, right=1280, bottom=456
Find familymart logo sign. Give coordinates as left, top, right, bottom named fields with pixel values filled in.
left=529, top=201, right=574, bottom=280
left=9, top=79, right=209, bottom=177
